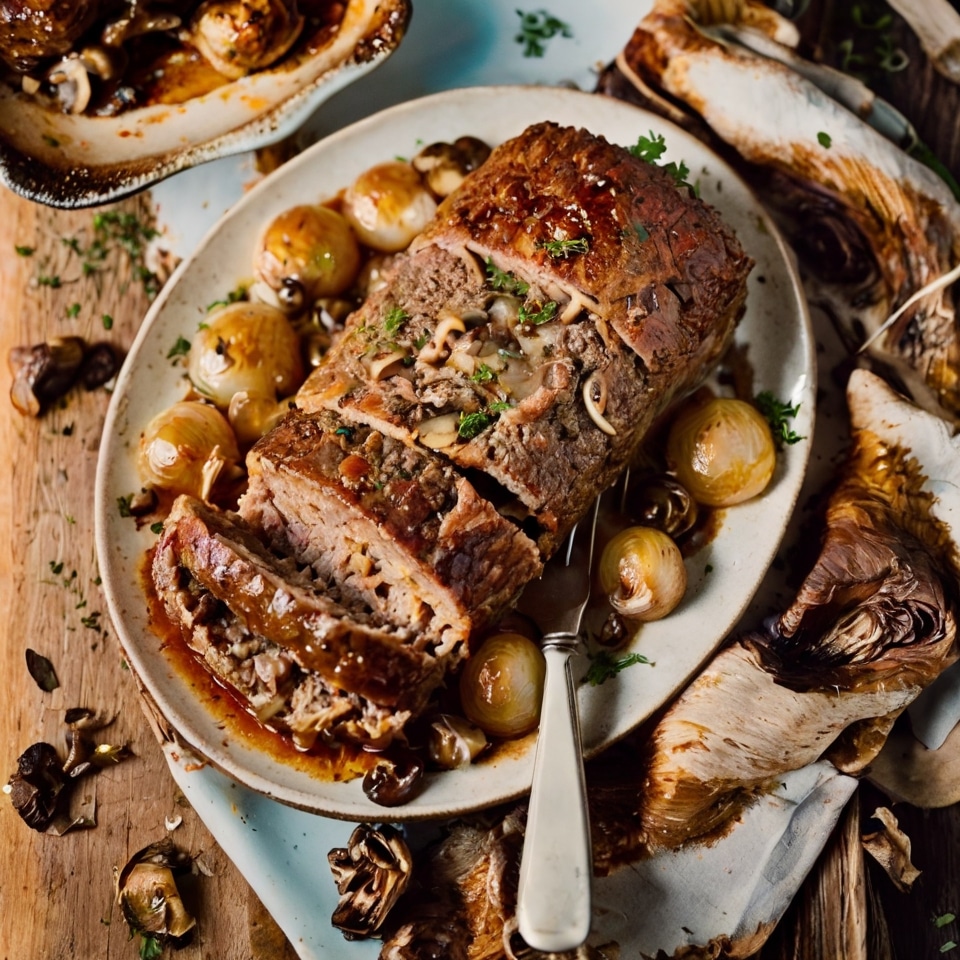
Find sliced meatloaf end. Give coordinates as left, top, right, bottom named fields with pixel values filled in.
left=296, top=123, right=750, bottom=552
left=239, top=409, right=542, bottom=653
left=153, top=495, right=447, bottom=735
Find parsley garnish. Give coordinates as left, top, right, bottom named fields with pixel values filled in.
left=937, top=914, right=958, bottom=929
left=167, top=335, right=191, bottom=360
left=150, top=521, right=164, bottom=535
left=583, top=650, right=652, bottom=686
left=817, top=131, right=832, bottom=148
left=755, top=391, right=804, bottom=447
left=101, top=314, right=114, bottom=330
left=629, top=131, right=697, bottom=193
left=37, top=274, right=61, bottom=288
left=139, top=934, right=164, bottom=960
left=117, top=494, right=134, bottom=518
left=539, top=237, right=589, bottom=259
left=518, top=300, right=558, bottom=326
left=206, top=284, right=248, bottom=311
left=384, top=306, right=409, bottom=335
left=485, top=258, right=529, bottom=296
left=458, top=410, right=493, bottom=439
left=470, top=363, right=497, bottom=383
left=66, top=302, right=81, bottom=318
left=15, top=245, right=34, bottom=257
left=514, top=9, right=572, bottom=57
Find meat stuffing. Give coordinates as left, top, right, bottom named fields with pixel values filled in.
left=153, top=122, right=752, bottom=751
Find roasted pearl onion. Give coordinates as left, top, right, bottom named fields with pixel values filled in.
left=458, top=633, right=545, bottom=739
left=598, top=526, right=687, bottom=622
left=342, top=161, right=438, bottom=252
left=138, top=400, right=239, bottom=501
left=666, top=396, right=776, bottom=507
left=188, top=301, right=304, bottom=409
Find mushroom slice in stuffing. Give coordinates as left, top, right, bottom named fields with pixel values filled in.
left=328, top=824, right=413, bottom=939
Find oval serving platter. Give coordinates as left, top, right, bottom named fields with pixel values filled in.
left=95, top=84, right=815, bottom=822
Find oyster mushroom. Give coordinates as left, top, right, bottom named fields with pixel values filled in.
left=115, top=839, right=197, bottom=946
left=189, top=0, right=305, bottom=80
left=328, top=824, right=413, bottom=938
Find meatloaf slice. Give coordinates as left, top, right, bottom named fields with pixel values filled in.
left=297, top=122, right=751, bottom=551
left=238, top=409, right=543, bottom=653
left=153, top=496, right=445, bottom=745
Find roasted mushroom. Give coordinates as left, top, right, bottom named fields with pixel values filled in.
left=4, top=742, right=66, bottom=831
left=115, top=839, right=196, bottom=947
left=411, top=136, right=492, bottom=198
left=328, top=824, right=413, bottom=939
left=189, top=0, right=305, bottom=79
left=9, top=336, right=85, bottom=416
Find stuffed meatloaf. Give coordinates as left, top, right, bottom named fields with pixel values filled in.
left=153, top=121, right=753, bottom=749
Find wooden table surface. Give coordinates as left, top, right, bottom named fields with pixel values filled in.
left=2, top=7, right=960, bottom=958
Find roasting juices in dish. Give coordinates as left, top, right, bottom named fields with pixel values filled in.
left=134, top=118, right=784, bottom=807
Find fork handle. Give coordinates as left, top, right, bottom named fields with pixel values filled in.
left=516, top=637, right=592, bottom=953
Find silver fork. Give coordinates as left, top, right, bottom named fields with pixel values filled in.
left=515, top=496, right=600, bottom=953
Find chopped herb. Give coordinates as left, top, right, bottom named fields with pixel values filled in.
left=206, top=284, right=248, bottom=311
left=817, top=131, right=832, bottom=148
left=42, top=134, right=61, bottom=148
left=80, top=612, right=102, bottom=630
left=458, top=410, right=493, bottom=439
left=384, top=306, right=409, bottom=335
left=518, top=300, right=558, bottom=326
left=485, top=258, right=529, bottom=296
left=937, top=914, right=958, bottom=929
left=539, top=237, right=589, bottom=259
left=413, top=331, right=431, bottom=350
left=15, top=245, right=34, bottom=257
left=488, top=400, right=511, bottom=414
left=37, top=274, right=61, bottom=288
left=99, top=314, right=113, bottom=331
left=167, top=335, right=191, bottom=360
left=66, top=302, right=81, bottom=318
left=470, top=363, right=497, bottom=383
left=755, top=390, right=805, bottom=447
left=49, top=560, right=64, bottom=575
left=941, top=943, right=957, bottom=954
left=117, top=494, right=135, bottom=518
left=705, top=563, right=714, bottom=574
left=26, top=648, right=60, bottom=692
left=583, top=650, right=652, bottom=686
left=514, top=9, right=572, bottom=57
left=629, top=131, right=697, bottom=193
left=139, top=934, right=164, bottom=960
left=150, top=521, right=164, bottom=535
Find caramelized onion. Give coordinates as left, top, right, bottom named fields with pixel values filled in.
left=666, top=396, right=776, bottom=507
left=458, top=633, right=545, bottom=739
left=598, top=526, right=687, bottom=622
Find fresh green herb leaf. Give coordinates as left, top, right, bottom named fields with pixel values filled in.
left=15, top=245, right=34, bottom=257
left=470, top=363, right=497, bottom=383
left=629, top=131, right=669, bottom=164
left=37, top=274, right=61, bottom=288
left=81, top=612, right=102, bottom=630
left=150, top=521, right=164, bottom=535
left=139, top=934, right=164, bottom=960
left=817, top=131, right=832, bottom=148
left=488, top=400, right=511, bottom=413
left=936, top=914, right=957, bottom=929
left=941, top=942, right=957, bottom=954
left=484, top=258, right=529, bottom=296
left=539, top=237, right=589, bottom=259
left=49, top=560, right=64, bottom=575
left=206, top=284, right=248, bottom=311
left=384, top=306, right=409, bottom=335
left=101, top=313, right=114, bottom=330
left=167, top=335, right=191, bottom=360
left=117, top=494, right=135, bottom=518
left=26, top=648, right=60, bottom=692
left=66, top=302, right=81, bottom=318
left=514, top=8, right=572, bottom=57
left=755, top=390, right=805, bottom=447
left=518, top=300, right=558, bottom=326
left=413, top=331, right=431, bottom=350
left=458, top=410, right=493, bottom=439
left=583, top=650, right=652, bottom=686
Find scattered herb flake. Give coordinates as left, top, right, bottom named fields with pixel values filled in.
left=518, top=300, right=558, bottom=326
left=150, top=521, right=164, bottom=535
left=937, top=914, right=958, bottom=929
left=470, top=363, right=497, bottom=383
left=941, top=943, right=957, bottom=954
left=166, top=335, right=191, bottom=360
left=817, top=131, right=833, bottom=148
left=458, top=410, right=493, bottom=439
left=139, top=934, right=164, bottom=960
left=26, top=649, right=60, bottom=692
left=384, top=306, right=409, bottom=335
left=485, top=258, right=529, bottom=296
left=117, top=494, right=135, bottom=518
left=206, top=284, right=248, bottom=311
left=49, top=560, right=64, bottom=575
left=539, top=237, right=589, bottom=259
left=101, top=314, right=114, bottom=330
left=37, top=274, right=62, bottom=288
left=514, top=9, right=572, bottom=58
left=755, top=390, right=805, bottom=447
left=630, top=131, right=669, bottom=164
left=42, top=134, right=60, bottom=148
left=66, top=302, right=81, bottom=318
left=583, top=650, right=652, bottom=686
left=15, top=245, right=34, bottom=257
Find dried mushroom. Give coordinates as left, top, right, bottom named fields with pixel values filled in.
left=4, top=742, right=66, bottom=831
left=328, top=824, right=413, bottom=939
left=115, top=838, right=197, bottom=947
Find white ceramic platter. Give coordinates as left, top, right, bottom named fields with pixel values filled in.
left=95, top=85, right=814, bottom=822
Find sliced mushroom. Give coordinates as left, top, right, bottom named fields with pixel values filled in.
left=8, top=336, right=86, bottom=416
left=46, top=56, right=92, bottom=114
left=328, top=824, right=413, bottom=938
left=115, top=839, right=197, bottom=944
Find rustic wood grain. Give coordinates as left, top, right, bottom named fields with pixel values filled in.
left=0, top=185, right=298, bottom=960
